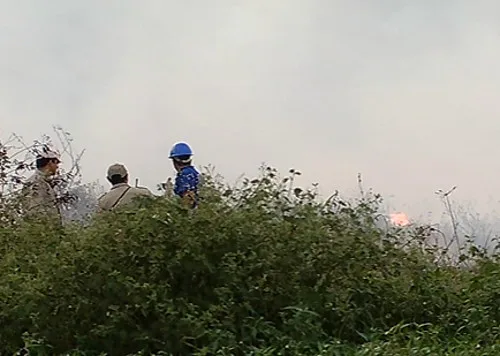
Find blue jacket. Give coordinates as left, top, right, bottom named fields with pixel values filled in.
left=174, top=166, right=200, bottom=207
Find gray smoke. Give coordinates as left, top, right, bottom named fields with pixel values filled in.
left=61, top=181, right=104, bottom=225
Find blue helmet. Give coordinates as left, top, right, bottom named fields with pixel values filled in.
left=169, top=142, right=193, bottom=159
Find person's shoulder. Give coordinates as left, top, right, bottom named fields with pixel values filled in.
left=24, top=172, right=49, bottom=192
left=25, top=171, right=40, bottom=184
left=182, top=166, right=200, bottom=176
left=135, top=186, right=152, bottom=193
left=189, top=166, right=200, bottom=173
left=97, top=191, right=109, bottom=202
left=131, top=186, right=153, bottom=196
left=25, top=173, right=35, bottom=182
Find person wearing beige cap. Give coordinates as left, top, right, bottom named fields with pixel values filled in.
left=22, top=149, right=62, bottom=222
left=97, top=163, right=153, bottom=212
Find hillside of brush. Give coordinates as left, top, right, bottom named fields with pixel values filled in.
left=1, top=167, right=500, bottom=355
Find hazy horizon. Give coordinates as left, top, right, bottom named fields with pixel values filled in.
left=2, top=1, right=500, bottom=223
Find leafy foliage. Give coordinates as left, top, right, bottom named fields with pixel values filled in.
left=1, top=164, right=500, bottom=355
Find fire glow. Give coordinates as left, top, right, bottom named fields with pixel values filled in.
left=389, top=212, right=410, bottom=226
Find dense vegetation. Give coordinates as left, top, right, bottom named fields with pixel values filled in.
left=1, top=166, right=500, bottom=355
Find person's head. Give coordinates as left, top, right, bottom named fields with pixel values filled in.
left=106, top=163, right=128, bottom=186
left=36, top=150, right=61, bottom=175
left=169, top=142, right=193, bottom=172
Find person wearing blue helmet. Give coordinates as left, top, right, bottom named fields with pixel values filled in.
left=169, top=142, right=200, bottom=208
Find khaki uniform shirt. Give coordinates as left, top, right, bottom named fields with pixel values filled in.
left=22, top=170, right=61, bottom=222
left=97, top=183, right=153, bottom=212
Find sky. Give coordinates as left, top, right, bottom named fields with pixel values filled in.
left=1, top=0, right=500, bottom=223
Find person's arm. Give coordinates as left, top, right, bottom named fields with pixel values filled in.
left=25, top=180, right=49, bottom=212
left=180, top=190, right=196, bottom=208
left=96, top=194, right=107, bottom=214
left=175, top=173, right=197, bottom=208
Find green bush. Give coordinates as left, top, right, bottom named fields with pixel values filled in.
left=1, top=166, right=499, bottom=355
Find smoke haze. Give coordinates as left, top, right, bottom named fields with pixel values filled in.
left=2, top=1, right=500, bottom=221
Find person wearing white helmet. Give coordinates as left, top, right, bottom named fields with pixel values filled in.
left=97, top=163, right=153, bottom=213
left=22, top=149, right=62, bottom=222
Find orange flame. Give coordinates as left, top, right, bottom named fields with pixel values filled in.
left=389, top=212, right=410, bottom=226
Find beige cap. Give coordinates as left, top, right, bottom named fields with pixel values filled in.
left=38, top=149, right=61, bottom=161
left=107, top=163, right=128, bottom=179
